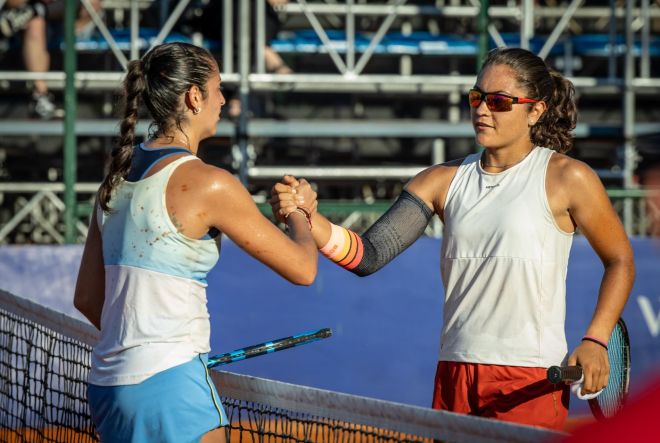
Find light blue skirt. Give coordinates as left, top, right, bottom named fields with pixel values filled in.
left=88, top=354, right=229, bottom=443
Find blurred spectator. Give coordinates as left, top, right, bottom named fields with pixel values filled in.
left=148, top=0, right=292, bottom=118
left=191, top=0, right=293, bottom=74
left=642, top=163, right=660, bottom=236
left=46, top=0, right=102, bottom=38
left=0, top=0, right=102, bottom=119
left=0, top=0, right=57, bottom=119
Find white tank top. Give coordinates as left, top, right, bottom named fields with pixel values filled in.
left=440, top=147, right=573, bottom=367
left=90, top=156, right=220, bottom=386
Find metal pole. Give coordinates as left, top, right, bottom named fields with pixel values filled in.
left=238, top=0, right=251, bottom=184
left=256, top=0, right=266, bottom=73
left=477, top=0, right=489, bottom=70
left=223, top=0, right=233, bottom=73
left=520, top=0, right=533, bottom=50
left=346, top=0, right=355, bottom=73
left=130, top=0, right=139, bottom=61
left=538, top=0, right=583, bottom=60
left=608, top=0, right=617, bottom=81
left=64, top=0, right=77, bottom=243
left=623, top=0, right=637, bottom=234
left=641, top=0, right=650, bottom=78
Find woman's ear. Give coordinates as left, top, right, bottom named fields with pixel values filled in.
left=528, top=100, right=547, bottom=126
left=185, top=85, right=202, bottom=113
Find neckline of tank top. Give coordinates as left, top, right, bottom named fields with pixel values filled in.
left=123, top=155, right=196, bottom=184
left=477, top=146, right=538, bottom=175
left=139, top=142, right=194, bottom=154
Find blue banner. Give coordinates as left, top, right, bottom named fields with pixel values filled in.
left=1, top=237, right=658, bottom=416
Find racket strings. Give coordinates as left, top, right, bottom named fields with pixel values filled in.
left=594, top=324, right=629, bottom=418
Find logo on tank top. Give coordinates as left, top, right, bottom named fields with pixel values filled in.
left=485, top=184, right=500, bottom=189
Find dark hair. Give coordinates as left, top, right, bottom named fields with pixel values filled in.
left=480, top=47, right=577, bottom=154
left=98, top=42, right=217, bottom=212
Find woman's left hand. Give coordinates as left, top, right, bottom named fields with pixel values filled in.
left=567, top=340, right=609, bottom=395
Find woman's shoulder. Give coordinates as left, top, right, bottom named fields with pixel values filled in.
left=406, top=158, right=466, bottom=208
left=174, top=158, right=242, bottom=193
left=547, top=151, right=601, bottom=188
left=415, top=157, right=465, bottom=184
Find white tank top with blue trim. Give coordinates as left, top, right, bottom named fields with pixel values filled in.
left=439, top=146, right=574, bottom=368
left=90, top=156, right=220, bottom=386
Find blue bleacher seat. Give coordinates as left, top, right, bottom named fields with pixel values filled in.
left=272, top=30, right=385, bottom=55
left=61, top=27, right=219, bottom=52
left=271, top=30, right=571, bottom=58
left=571, top=34, right=660, bottom=57
left=62, top=28, right=659, bottom=61
left=495, top=33, right=565, bottom=57
left=272, top=30, right=478, bottom=56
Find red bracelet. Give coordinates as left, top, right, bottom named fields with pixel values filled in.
left=582, top=335, right=608, bottom=351
left=297, top=207, right=312, bottom=229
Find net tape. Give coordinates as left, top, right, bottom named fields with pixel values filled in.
left=0, top=289, right=565, bottom=442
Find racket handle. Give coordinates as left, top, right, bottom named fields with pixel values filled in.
left=547, top=365, right=583, bottom=384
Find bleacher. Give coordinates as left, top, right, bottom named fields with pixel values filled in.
left=0, top=0, right=659, bottom=244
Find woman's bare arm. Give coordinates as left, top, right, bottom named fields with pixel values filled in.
left=73, top=205, right=105, bottom=329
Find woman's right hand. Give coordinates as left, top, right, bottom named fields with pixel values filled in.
left=269, top=175, right=317, bottom=224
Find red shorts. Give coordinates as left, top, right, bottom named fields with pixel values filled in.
left=432, top=361, right=570, bottom=430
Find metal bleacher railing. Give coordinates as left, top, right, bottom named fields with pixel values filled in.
left=0, top=0, right=658, bottom=244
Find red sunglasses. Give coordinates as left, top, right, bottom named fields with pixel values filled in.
left=468, top=89, right=539, bottom=112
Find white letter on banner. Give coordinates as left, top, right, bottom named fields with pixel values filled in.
left=637, top=295, right=660, bottom=338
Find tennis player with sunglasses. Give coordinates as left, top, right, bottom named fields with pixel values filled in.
left=271, top=47, right=635, bottom=430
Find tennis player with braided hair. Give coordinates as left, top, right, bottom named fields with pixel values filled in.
left=271, top=47, right=635, bottom=430
left=73, top=42, right=317, bottom=442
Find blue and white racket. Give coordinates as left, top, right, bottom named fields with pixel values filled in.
left=546, top=318, right=631, bottom=420
left=207, top=328, right=332, bottom=369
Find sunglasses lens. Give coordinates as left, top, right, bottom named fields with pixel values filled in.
left=486, top=94, right=513, bottom=112
left=468, top=91, right=482, bottom=108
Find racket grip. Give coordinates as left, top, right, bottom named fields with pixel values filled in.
left=547, top=365, right=583, bottom=384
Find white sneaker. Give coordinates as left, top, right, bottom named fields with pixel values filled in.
left=31, top=93, right=63, bottom=120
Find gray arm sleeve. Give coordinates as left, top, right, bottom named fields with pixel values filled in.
left=352, top=190, right=433, bottom=277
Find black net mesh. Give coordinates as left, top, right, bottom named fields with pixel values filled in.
left=0, top=307, right=97, bottom=442
left=221, top=398, right=429, bottom=442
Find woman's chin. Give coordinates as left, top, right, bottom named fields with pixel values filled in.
left=475, top=134, right=492, bottom=147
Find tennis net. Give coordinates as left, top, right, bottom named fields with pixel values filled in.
left=0, top=289, right=565, bottom=442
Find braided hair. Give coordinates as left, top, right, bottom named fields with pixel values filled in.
left=98, top=42, right=217, bottom=211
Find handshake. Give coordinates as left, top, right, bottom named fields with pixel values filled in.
left=268, top=175, right=318, bottom=226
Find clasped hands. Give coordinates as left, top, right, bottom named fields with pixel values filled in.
left=269, top=175, right=317, bottom=224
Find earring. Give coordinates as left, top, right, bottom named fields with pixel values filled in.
left=193, top=107, right=201, bottom=115
left=529, top=120, right=534, bottom=126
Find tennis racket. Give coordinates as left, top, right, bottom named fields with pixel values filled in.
left=207, top=327, right=332, bottom=369
left=546, top=318, right=631, bottom=420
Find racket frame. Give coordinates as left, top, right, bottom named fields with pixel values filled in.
left=588, top=318, right=631, bottom=420
left=546, top=318, right=631, bottom=421
left=207, top=328, right=332, bottom=369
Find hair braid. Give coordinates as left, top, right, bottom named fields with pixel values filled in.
left=98, top=60, right=145, bottom=211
